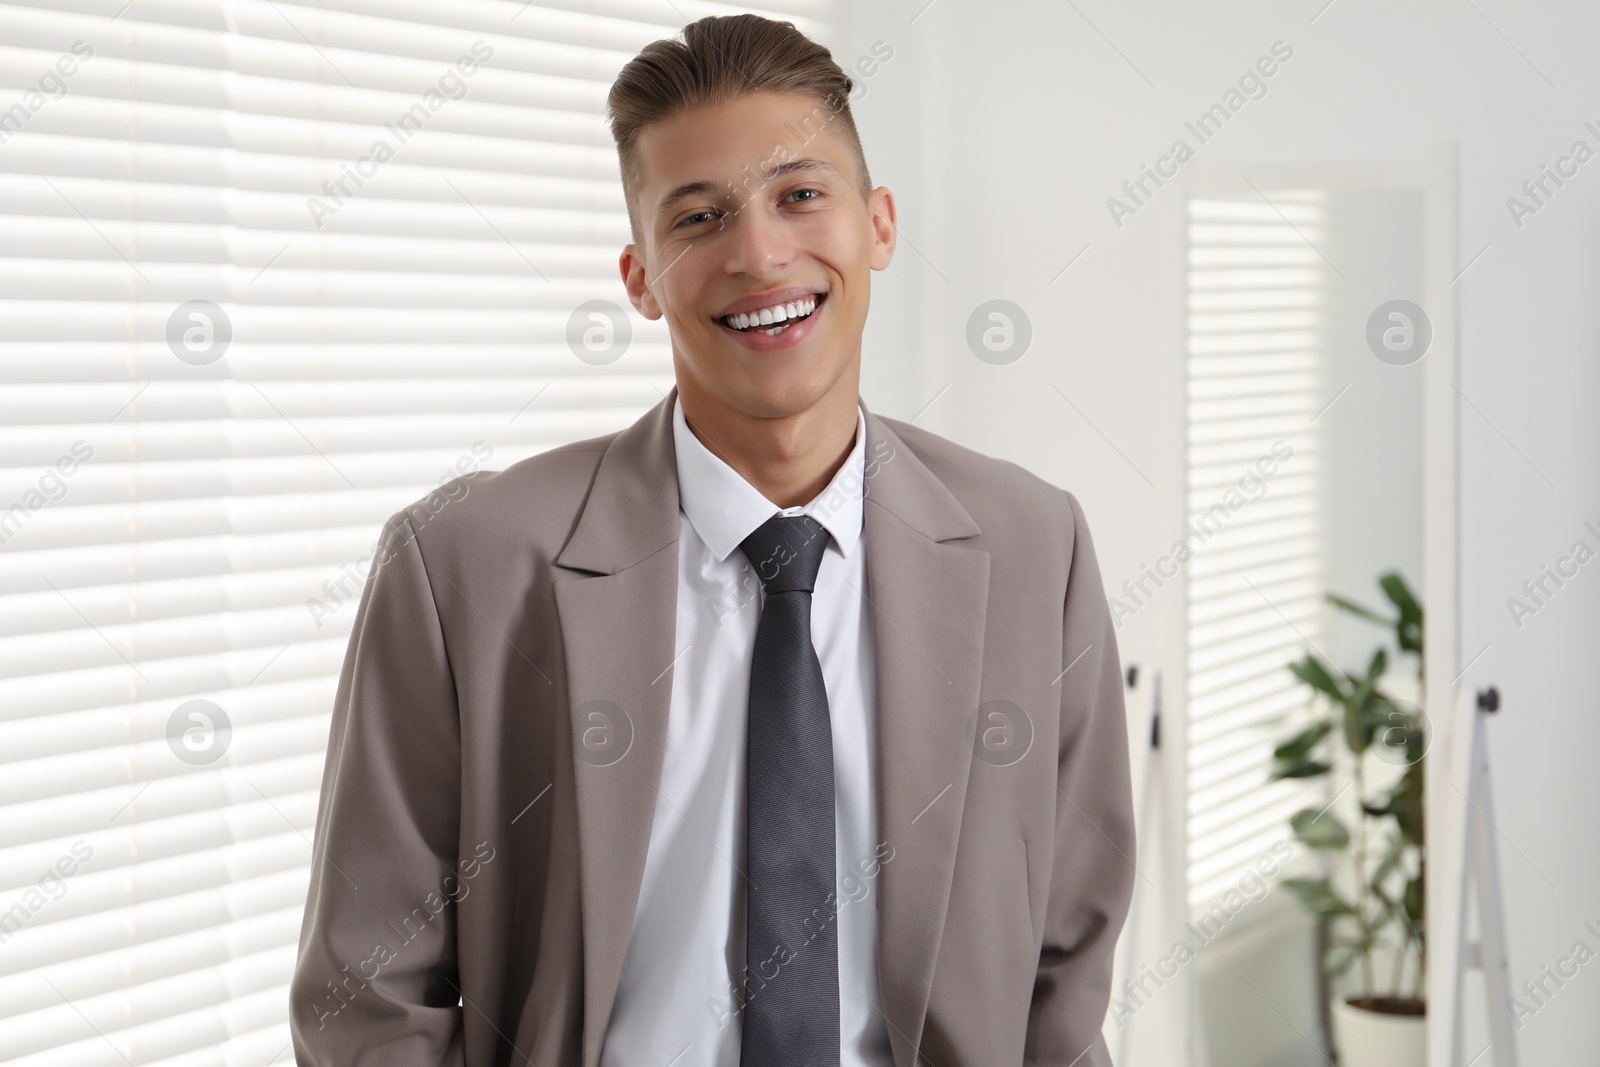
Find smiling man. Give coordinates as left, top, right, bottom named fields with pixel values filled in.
left=290, top=13, right=1135, bottom=1067
left=615, top=82, right=889, bottom=513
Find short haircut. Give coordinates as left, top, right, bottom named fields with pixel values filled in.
left=606, top=13, right=872, bottom=244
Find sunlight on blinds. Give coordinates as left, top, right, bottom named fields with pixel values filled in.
left=0, top=1, right=827, bottom=1062
left=1183, top=191, right=1329, bottom=917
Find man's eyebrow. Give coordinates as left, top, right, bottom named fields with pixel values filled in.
left=652, top=158, right=842, bottom=222
left=765, top=157, right=840, bottom=181
left=654, top=180, right=719, bottom=221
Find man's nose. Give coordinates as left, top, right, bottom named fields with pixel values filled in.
left=722, top=199, right=795, bottom=276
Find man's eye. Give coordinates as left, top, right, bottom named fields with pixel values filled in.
left=788, top=188, right=822, bottom=203
left=678, top=210, right=718, bottom=228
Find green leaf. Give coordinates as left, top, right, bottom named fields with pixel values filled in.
left=1349, top=686, right=1394, bottom=754
left=1380, top=571, right=1424, bottom=655
left=1365, top=646, right=1388, bottom=684
left=1278, top=877, right=1357, bottom=917
left=1270, top=759, right=1330, bottom=780
left=1404, top=875, right=1424, bottom=925
left=1291, top=807, right=1350, bottom=849
left=1379, top=571, right=1422, bottom=623
left=1273, top=720, right=1332, bottom=763
left=1289, top=654, right=1347, bottom=701
left=1367, top=885, right=1398, bottom=930
left=1368, top=698, right=1418, bottom=766
left=1371, top=834, right=1406, bottom=889
left=1326, top=591, right=1394, bottom=628
left=1343, top=694, right=1372, bottom=754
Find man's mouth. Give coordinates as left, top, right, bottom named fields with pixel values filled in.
left=717, top=292, right=827, bottom=336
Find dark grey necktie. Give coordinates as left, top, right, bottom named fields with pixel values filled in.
left=737, top=512, right=840, bottom=1067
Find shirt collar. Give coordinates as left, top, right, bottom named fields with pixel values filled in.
left=672, top=394, right=866, bottom=563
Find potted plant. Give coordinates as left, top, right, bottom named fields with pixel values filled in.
left=1269, top=571, right=1427, bottom=1067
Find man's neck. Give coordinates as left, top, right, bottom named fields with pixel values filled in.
left=677, top=384, right=859, bottom=510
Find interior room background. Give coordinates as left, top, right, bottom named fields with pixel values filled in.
left=1, top=1, right=1595, bottom=1065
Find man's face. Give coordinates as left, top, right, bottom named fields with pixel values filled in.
left=619, top=91, right=896, bottom=421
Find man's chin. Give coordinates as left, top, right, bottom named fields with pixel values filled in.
left=713, top=371, right=842, bottom=421
left=676, top=335, right=852, bottom=417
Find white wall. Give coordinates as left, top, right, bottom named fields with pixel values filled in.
left=838, top=0, right=1600, bottom=1063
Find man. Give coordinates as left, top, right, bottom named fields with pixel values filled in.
left=290, top=13, right=1135, bottom=1067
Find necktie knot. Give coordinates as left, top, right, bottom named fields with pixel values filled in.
left=738, top=513, right=830, bottom=595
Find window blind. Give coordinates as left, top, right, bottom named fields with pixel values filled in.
left=0, top=1, right=830, bottom=1062
left=1183, top=191, right=1328, bottom=916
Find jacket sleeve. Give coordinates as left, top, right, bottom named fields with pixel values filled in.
left=1023, top=489, right=1137, bottom=1066
left=290, top=509, right=467, bottom=1065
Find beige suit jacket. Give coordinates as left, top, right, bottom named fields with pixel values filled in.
left=289, top=384, right=1136, bottom=1067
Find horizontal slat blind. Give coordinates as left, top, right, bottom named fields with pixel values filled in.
left=1184, top=192, right=1329, bottom=915
left=0, top=1, right=829, bottom=1062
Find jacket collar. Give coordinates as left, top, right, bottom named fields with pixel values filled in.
left=554, top=383, right=979, bottom=575
left=671, top=392, right=867, bottom=562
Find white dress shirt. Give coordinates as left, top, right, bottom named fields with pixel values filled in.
left=600, top=396, right=894, bottom=1067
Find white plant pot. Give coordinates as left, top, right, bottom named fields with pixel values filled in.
left=1331, top=997, right=1425, bottom=1067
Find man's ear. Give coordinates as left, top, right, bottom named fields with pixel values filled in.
left=619, top=243, right=663, bottom=320
left=868, top=186, right=897, bottom=271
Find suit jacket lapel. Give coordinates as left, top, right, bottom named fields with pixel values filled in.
left=857, top=395, right=989, bottom=1067
left=550, top=386, right=990, bottom=1067
left=552, top=388, right=683, bottom=1067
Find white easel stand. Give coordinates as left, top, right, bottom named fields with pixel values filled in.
left=1446, top=685, right=1518, bottom=1067
left=1100, top=668, right=1177, bottom=1067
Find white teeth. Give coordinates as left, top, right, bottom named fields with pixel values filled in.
left=724, top=295, right=820, bottom=331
